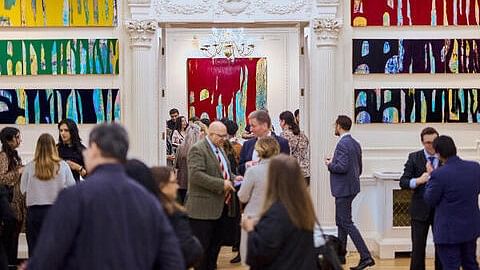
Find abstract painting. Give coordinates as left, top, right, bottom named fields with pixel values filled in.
left=0, top=39, right=119, bottom=75
left=0, top=0, right=117, bottom=27
left=352, top=0, right=480, bottom=26
left=353, top=39, right=480, bottom=74
left=0, top=88, right=120, bottom=124
left=355, top=88, right=480, bottom=123
left=187, top=58, right=267, bottom=135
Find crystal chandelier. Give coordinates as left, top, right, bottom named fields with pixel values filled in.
left=200, top=28, right=254, bottom=60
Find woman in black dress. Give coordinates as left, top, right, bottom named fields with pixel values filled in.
left=57, top=119, right=86, bottom=182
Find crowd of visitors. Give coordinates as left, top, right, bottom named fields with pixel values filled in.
left=0, top=107, right=475, bottom=270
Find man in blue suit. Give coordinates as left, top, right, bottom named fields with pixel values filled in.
left=238, top=110, right=290, bottom=175
left=325, top=115, right=374, bottom=270
left=424, top=135, right=480, bottom=270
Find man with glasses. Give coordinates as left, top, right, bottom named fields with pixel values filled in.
left=399, top=127, right=442, bottom=270
left=186, top=121, right=238, bottom=270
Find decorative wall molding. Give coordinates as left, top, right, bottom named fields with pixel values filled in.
left=257, top=0, right=309, bottom=15
left=128, top=0, right=151, bottom=3
left=125, top=20, right=158, bottom=48
left=154, top=0, right=210, bottom=16
left=216, top=0, right=253, bottom=15
left=150, top=0, right=313, bottom=21
left=312, top=18, right=342, bottom=47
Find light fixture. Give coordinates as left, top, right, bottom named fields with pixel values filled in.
left=200, top=28, right=255, bottom=60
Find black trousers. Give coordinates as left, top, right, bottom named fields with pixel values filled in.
left=436, top=239, right=478, bottom=270
left=190, top=206, right=229, bottom=270
left=26, top=205, right=51, bottom=257
left=410, top=216, right=443, bottom=270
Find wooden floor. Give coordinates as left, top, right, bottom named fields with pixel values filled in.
left=217, top=247, right=435, bottom=270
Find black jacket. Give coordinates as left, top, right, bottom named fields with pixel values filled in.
left=168, top=211, right=203, bottom=269
left=247, top=202, right=316, bottom=270
left=399, top=150, right=435, bottom=221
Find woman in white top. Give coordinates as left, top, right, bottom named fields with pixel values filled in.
left=237, top=136, right=280, bottom=265
left=20, top=133, right=75, bottom=256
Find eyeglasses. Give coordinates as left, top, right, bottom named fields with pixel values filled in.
left=212, top=133, right=228, bottom=139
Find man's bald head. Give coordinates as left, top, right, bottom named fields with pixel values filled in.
left=208, top=121, right=228, bottom=147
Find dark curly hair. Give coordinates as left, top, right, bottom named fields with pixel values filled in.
left=0, top=127, right=22, bottom=171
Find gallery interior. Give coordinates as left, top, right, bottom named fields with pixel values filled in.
left=0, top=0, right=479, bottom=268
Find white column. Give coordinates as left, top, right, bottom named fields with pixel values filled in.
left=125, top=20, right=160, bottom=166
left=309, top=18, right=342, bottom=229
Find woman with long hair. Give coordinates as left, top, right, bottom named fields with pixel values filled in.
left=279, top=111, right=311, bottom=185
left=171, top=116, right=188, bottom=152
left=237, top=136, right=280, bottom=265
left=175, top=124, right=202, bottom=203
left=0, top=127, right=24, bottom=267
left=57, top=119, right=87, bottom=182
left=242, top=154, right=317, bottom=269
left=20, top=133, right=75, bottom=255
left=125, top=161, right=202, bottom=269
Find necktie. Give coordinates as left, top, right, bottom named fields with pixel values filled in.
left=428, top=156, right=436, bottom=168
left=215, top=149, right=228, bottom=180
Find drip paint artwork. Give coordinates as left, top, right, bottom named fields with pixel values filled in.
left=0, top=0, right=117, bottom=27
left=353, top=39, right=480, bottom=74
left=352, top=0, right=480, bottom=26
left=187, top=58, right=267, bottom=135
left=0, top=88, right=120, bottom=124
left=0, top=39, right=119, bottom=76
left=355, top=88, right=480, bottom=123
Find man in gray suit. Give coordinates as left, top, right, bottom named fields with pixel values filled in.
left=325, top=115, right=375, bottom=270
left=186, top=121, right=237, bottom=270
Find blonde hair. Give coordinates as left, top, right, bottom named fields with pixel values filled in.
left=34, top=133, right=61, bottom=181
left=255, top=136, right=280, bottom=159
left=194, top=120, right=208, bottom=134
left=261, top=154, right=316, bottom=231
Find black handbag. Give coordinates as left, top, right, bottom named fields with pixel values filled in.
left=314, top=222, right=344, bottom=270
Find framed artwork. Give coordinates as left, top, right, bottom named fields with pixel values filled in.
left=187, top=58, right=267, bottom=134
left=0, top=88, right=120, bottom=124
left=0, top=0, right=118, bottom=27
left=355, top=88, right=480, bottom=123
left=353, top=39, right=480, bottom=74
left=0, top=39, right=119, bottom=76
left=352, top=0, right=480, bottom=26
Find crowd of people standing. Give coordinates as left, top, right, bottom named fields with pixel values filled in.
left=0, top=107, right=475, bottom=270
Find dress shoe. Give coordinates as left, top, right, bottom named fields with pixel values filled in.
left=350, top=257, right=375, bottom=270
left=230, top=253, right=241, bottom=264
left=338, top=256, right=346, bottom=264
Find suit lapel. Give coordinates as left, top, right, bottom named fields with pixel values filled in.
left=201, top=138, right=224, bottom=177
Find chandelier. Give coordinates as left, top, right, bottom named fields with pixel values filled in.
left=200, top=28, right=255, bottom=60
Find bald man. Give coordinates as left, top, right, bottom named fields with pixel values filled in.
left=186, top=121, right=237, bottom=270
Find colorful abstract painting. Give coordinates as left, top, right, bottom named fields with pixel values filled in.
left=352, top=0, right=480, bottom=26
left=0, top=88, right=120, bottom=124
left=0, top=39, right=119, bottom=76
left=353, top=39, right=480, bottom=74
left=187, top=58, right=267, bottom=135
left=0, top=0, right=117, bottom=27
left=355, top=88, right=480, bottom=123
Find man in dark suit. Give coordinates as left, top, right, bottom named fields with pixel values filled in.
left=186, top=121, right=238, bottom=270
left=399, top=127, right=442, bottom=270
left=424, top=135, right=480, bottom=270
left=325, top=115, right=374, bottom=270
left=238, top=110, right=290, bottom=175
left=27, top=123, right=184, bottom=269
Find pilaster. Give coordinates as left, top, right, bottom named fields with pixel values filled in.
left=125, top=19, right=160, bottom=166
left=309, top=17, right=343, bottom=228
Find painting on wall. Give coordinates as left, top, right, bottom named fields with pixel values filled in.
left=187, top=58, right=267, bottom=134
left=353, top=39, right=480, bottom=74
left=355, top=88, right=480, bottom=123
left=0, top=39, right=119, bottom=76
left=0, top=0, right=118, bottom=27
left=0, top=88, right=120, bottom=124
left=352, top=0, right=480, bottom=26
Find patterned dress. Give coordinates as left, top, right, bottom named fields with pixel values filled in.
left=280, top=129, right=311, bottom=178
left=0, top=152, right=25, bottom=224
